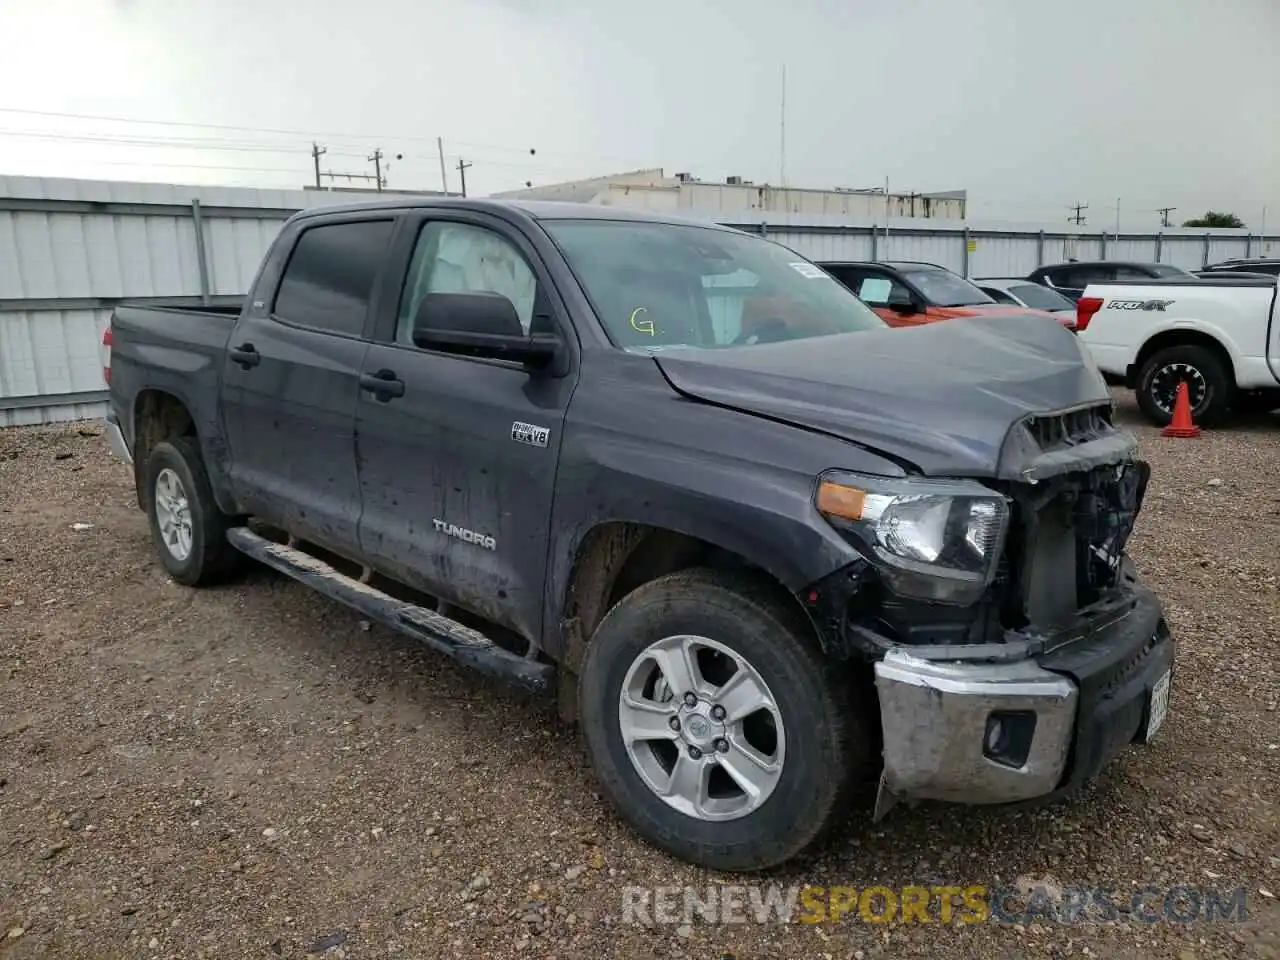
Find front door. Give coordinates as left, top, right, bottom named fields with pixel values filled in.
left=220, top=216, right=395, bottom=553
left=354, top=213, right=576, bottom=642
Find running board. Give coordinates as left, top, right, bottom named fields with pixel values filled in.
left=225, top=527, right=554, bottom=694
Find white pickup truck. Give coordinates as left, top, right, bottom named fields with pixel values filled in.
left=1075, top=275, right=1280, bottom=426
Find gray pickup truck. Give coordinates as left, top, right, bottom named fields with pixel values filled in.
left=103, top=198, right=1174, bottom=871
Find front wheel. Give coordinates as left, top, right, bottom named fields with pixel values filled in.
left=1136, top=345, right=1232, bottom=427
left=578, top=568, right=870, bottom=872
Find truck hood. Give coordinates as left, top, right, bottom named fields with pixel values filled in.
left=651, top=313, right=1114, bottom=478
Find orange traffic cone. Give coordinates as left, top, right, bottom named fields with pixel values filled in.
left=1162, top=380, right=1201, bottom=438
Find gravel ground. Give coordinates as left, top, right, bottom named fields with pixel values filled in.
left=1, top=390, right=1278, bottom=960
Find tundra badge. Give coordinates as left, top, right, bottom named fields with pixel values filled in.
left=511, top=421, right=551, bottom=448
left=432, top=519, right=496, bottom=551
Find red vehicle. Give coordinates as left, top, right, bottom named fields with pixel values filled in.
left=817, top=260, right=1075, bottom=330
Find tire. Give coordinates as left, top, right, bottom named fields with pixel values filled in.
left=1136, top=345, right=1232, bottom=427
left=144, top=437, right=244, bottom=586
left=577, top=567, right=870, bottom=872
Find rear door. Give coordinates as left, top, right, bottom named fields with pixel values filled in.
left=353, top=211, right=577, bottom=642
left=220, top=215, right=396, bottom=554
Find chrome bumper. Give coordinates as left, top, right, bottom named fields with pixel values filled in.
left=873, top=649, right=1077, bottom=807
left=104, top=411, right=132, bottom=465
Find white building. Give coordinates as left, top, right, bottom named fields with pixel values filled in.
left=495, top=168, right=968, bottom=220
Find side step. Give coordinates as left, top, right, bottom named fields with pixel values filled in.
left=225, top=527, right=554, bottom=694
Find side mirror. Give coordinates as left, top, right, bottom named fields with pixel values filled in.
left=887, top=290, right=921, bottom=314
left=412, top=292, right=562, bottom=370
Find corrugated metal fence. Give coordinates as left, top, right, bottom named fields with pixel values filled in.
left=722, top=211, right=1277, bottom=278
left=0, top=177, right=413, bottom=426
left=2, top=176, right=1276, bottom=425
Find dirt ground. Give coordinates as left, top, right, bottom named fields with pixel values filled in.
left=1, top=390, right=1278, bottom=960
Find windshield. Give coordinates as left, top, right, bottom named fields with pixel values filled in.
left=1152, top=263, right=1192, bottom=277
left=541, top=219, right=886, bottom=350
left=900, top=268, right=995, bottom=307
left=1008, top=283, right=1075, bottom=310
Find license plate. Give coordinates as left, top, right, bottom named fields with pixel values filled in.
left=1147, top=670, right=1171, bottom=740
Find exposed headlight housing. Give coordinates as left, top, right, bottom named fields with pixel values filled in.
left=815, top=471, right=1011, bottom=605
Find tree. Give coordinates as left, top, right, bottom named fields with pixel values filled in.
left=1181, top=211, right=1245, bottom=228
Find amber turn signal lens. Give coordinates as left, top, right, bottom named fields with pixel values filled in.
left=816, top=481, right=866, bottom=521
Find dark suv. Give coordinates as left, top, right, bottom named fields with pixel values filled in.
left=1198, top=258, right=1280, bottom=278
left=1027, top=261, right=1194, bottom=301
left=817, top=260, right=1070, bottom=328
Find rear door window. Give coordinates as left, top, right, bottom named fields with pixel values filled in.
left=273, top=219, right=396, bottom=336
left=822, top=265, right=868, bottom=293
left=1113, top=265, right=1155, bottom=281
left=1053, top=266, right=1112, bottom=289
left=982, top=286, right=1019, bottom=304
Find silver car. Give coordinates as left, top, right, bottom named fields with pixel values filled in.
left=975, top=277, right=1078, bottom=330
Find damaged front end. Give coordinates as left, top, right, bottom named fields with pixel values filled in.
left=802, top=401, right=1176, bottom=815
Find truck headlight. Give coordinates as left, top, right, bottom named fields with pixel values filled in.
left=815, top=471, right=1011, bottom=605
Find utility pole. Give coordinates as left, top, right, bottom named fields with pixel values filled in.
left=456, top=157, right=473, bottom=198
left=311, top=142, right=327, bottom=189
left=437, top=137, right=449, bottom=194
left=1069, top=202, right=1089, bottom=225
left=311, top=145, right=380, bottom=191
left=1157, top=206, right=1176, bottom=228
left=884, top=176, right=890, bottom=244
left=778, top=64, right=787, bottom=187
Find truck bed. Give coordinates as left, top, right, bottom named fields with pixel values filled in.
left=107, top=301, right=243, bottom=462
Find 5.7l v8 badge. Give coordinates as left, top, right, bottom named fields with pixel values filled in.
left=511, top=421, right=551, bottom=448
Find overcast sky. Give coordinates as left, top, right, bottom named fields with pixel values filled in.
left=0, top=0, right=1276, bottom=229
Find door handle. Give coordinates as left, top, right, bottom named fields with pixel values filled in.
left=229, top=343, right=260, bottom=369
left=359, top=369, right=405, bottom=401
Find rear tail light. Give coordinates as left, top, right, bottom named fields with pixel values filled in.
left=1075, top=297, right=1104, bottom=333
left=101, top=325, right=112, bottom=385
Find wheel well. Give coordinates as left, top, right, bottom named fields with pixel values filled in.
left=1133, top=330, right=1234, bottom=385
left=559, top=522, right=808, bottom=675
left=131, top=390, right=197, bottom=508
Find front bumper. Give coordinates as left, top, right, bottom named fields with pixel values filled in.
left=104, top=409, right=132, bottom=465
left=873, top=578, right=1173, bottom=808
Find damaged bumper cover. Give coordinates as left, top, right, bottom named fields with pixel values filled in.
left=874, top=650, right=1076, bottom=806
left=871, top=574, right=1173, bottom=814
left=104, top=408, right=133, bottom=465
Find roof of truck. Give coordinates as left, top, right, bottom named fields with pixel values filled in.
left=291, top=196, right=738, bottom=232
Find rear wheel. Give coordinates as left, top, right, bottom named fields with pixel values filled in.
left=144, top=438, right=244, bottom=586
left=1136, top=345, right=1232, bottom=427
left=578, top=568, right=869, bottom=871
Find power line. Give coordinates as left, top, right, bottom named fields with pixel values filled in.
left=0, top=105, right=548, bottom=161
left=0, top=127, right=368, bottom=157
left=59, top=158, right=311, bottom=174
left=0, top=126, right=570, bottom=184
